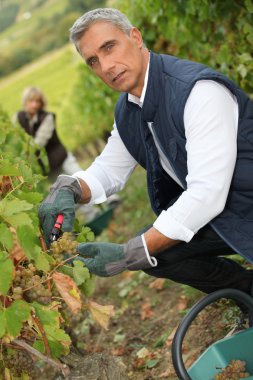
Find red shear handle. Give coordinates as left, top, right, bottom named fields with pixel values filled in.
left=50, top=214, right=64, bottom=242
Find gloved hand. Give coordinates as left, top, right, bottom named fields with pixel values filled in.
left=39, top=175, right=82, bottom=247
left=74, top=235, right=157, bottom=277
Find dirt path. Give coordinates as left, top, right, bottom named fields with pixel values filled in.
left=66, top=272, right=239, bottom=380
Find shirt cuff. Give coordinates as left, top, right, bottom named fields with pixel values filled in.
left=72, top=171, right=107, bottom=204
left=153, top=210, right=194, bottom=243
left=141, top=234, right=158, bottom=267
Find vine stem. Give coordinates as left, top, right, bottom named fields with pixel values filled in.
left=49, top=254, right=79, bottom=277
left=11, top=339, right=70, bottom=377
left=31, top=311, right=50, bottom=356
left=39, top=234, right=47, bottom=253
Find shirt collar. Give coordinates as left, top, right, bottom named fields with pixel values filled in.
left=128, top=53, right=150, bottom=108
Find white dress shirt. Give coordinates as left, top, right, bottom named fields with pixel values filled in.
left=73, top=63, right=238, bottom=244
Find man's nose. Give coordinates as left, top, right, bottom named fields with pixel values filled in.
left=100, top=57, right=115, bottom=74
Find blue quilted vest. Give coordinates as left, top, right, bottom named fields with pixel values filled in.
left=115, top=52, right=253, bottom=263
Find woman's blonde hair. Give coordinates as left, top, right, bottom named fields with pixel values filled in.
left=22, top=87, right=47, bottom=109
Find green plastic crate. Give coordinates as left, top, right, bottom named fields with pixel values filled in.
left=87, top=206, right=114, bottom=235
left=188, top=327, right=253, bottom=380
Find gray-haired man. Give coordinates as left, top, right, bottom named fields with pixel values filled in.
left=39, top=8, right=253, bottom=298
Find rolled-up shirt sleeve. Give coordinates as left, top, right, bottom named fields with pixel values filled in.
left=73, top=122, right=137, bottom=204
left=153, top=80, right=239, bottom=242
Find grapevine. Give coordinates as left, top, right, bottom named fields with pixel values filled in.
left=0, top=108, right=114, bottom=379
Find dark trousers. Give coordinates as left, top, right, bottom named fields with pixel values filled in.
left=143, top=225, right=253, bottom=295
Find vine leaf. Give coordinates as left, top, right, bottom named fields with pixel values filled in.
left=0, top=251, right=14, bottom=295
left=72, top=260, right=90, bottom=286
left=9, top=226, right=27, bottom=263
left=0, top=300, right=31, bottom=338
left=17, top=225, right=50, bottom=272
left=87, top=300, right=115, bottom=330
left=0, top=159, right=20, bottom=176
left=34, top=250, right=50, bottom=272
left=0, top=198, right=33, bottom=227
left=52, top=272, right=82, bottom=314
left=0, top=223, right=13, bottom=251
left=32, top=302, right=61, bottom=328
left=43, top=326, right=71, bottom=358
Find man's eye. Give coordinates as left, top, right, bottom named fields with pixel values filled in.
left=89, top=57, right=98, bottom=67
left=105, top=43, right=113, bottom=51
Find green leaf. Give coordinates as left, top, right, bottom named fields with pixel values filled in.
left=48, top=339, right=68, bottom=358
left=0, top=223, right=13, bottom=250
left=146, top=358, right=160, bottom=369
left=32, top=302, right=60, bottom=328
left=17, top=162, right=34, bottom=183
left=17, top=191, right=43, bottom=204
left=77, top=226, right=95, bottom=243
left=4, top=212, right=33, bottom=228
left=0, top=159, right=20, bottom=175
left=86, top=231, right=95, bottom=241
left=79, top=274, right=96, bottom=297
left=0, top=132, right=6, bottom=145
left=237, top=64, right=247, bottom=78
left=245, top=0, right=253, bottom=12
left=17, top=225, right=39, bottom=260
left=0, top=198, right=33, bottom=216
left=5, top=300, right=31, bottom=338
left=34, top=251, right=50, bottom=272
left=44, top=325, right=71, bottom=341
left=73, top=260, right=90, bottom=286
left=0, top=310, right=6, bottom=337
left=0, top=199, right=33, bottom=228
left=33, top=340, right=45, bottom=354
left=59, top=264, right=74, bottom=277
left=0, top=252, right=14, bottom=295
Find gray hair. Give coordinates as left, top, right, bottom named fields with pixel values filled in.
left=22, top=87, right=47, bottom=109
left=69, top=8, right=133, bottom=51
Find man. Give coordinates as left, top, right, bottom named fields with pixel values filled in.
left=39, top=8, right=253, bottom=297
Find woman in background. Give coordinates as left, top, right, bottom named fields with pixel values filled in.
left=14, top=86, right=81, bottom=179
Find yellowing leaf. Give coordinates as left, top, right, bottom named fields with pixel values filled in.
left=52, top=272, right=81, bottom=314
left=69, top=288, right=80, bottom=300
left=87, top=300, right=115, bottom=330
left=9, top=227, right=27, bottom=263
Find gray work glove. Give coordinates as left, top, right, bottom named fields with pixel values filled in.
left=38, top=175, right=82, bottom=247
left=73, top=235, right=157, bottom=277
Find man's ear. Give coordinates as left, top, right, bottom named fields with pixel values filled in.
left=130, top=27, right=144, bottom=48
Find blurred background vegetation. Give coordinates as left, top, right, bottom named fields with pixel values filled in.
left=0, top=0, right=252, bottom=151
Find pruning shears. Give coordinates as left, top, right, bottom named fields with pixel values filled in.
left=50, top=214, right=64, bottom=242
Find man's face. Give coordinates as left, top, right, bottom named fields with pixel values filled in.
left=78, top=21, right=148, bottom=97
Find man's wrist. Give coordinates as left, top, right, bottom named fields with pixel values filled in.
left=72, top=176, right=91, bottom=203
left=144, top=226, right=180, bottom=255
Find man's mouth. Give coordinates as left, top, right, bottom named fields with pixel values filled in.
left=112, top=71, right=126, bottom=83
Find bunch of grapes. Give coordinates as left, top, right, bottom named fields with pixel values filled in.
left=214, top=360, right=251, bottom=380
left=50, top=232, right=78, bottom=258
left=12, top=263, right=51, bottom=305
